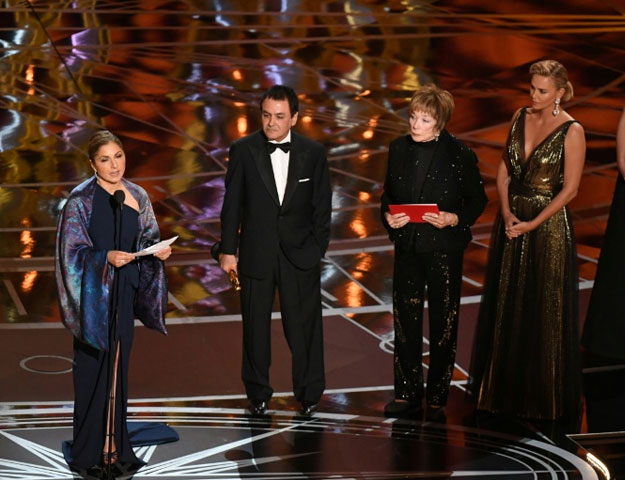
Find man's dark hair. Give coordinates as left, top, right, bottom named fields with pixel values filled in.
left=260, top=85, right=299, bottom=116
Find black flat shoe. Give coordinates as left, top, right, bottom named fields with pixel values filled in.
left=384, top=399, right=423, bottom=418
left=248, top=399, right=268, bottom=416
left=299, top=402, right=317, bottom=417
left=79, top=465, right=105, bottom=480
left=425, top=405, right=446, bottom=422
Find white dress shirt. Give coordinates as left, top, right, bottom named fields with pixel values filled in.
left=268, top=130, right=291, bottom=205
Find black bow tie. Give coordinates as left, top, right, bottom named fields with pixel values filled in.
left=267, top=141, right=291, bottom=154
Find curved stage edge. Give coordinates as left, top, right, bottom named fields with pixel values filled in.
left=0, top=401, right=605, bottom=480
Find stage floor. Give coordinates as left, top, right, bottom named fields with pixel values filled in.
left=2, top=1, right=625, bottom=479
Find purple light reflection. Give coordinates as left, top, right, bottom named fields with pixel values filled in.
left=70, top=29, right=101, bottom=62
left=184, top=263, right=232, bottom=297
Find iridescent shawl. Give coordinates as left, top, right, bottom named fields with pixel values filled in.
left=55, top=176, right=168, bottom=350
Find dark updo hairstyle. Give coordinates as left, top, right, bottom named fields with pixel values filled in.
left=88, top=130, right=123, bottom=161
left=529, top=60, right=574, bottom=102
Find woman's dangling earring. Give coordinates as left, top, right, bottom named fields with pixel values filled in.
left=552, top=98, right=560, bottom=116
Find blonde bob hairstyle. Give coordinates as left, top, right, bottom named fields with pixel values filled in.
left=529, top=60, right=574, bottom=102
left=409, top=83, right=455, bottom=133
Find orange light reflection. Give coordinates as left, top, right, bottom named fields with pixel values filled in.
left=236, top=115, right=248, bottom=135
left=19, top=218, right=34, bottom=259
left=19, top=218, right=37, bottom=293
left=25, top=64, right=35, bottom=95
left=349, top=217, right=368, bottom=238
left=345, top=281, right=363, bottom=307
left=21, top=271, right=38, bottom=293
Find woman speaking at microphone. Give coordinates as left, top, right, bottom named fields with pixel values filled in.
left=55, top=130, right=171, bottom=477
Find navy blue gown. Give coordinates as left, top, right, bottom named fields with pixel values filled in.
left=69, top=184, right=142, bottom=470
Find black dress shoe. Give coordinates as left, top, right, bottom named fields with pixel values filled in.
left=425, top=405, right=446, bottom=422
left=248, top=399, right=268, bottom=416
left=384, top=399, right=423, bottom=418
left=299, top=402, right=317, bottom=416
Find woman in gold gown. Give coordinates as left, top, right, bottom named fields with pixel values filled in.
left=469, top=60, right=586, bottom=420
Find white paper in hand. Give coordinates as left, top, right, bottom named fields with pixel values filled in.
left=134, top=236, right=178, bottom=257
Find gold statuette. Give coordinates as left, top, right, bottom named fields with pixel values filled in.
left=229, top=270, right=241, bottom=291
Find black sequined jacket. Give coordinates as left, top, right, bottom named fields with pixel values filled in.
left=380, top=130, right=487, bottom=253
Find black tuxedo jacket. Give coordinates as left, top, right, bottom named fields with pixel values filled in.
left=220, top=129, right=332, bottom=278
left=380, top=130, right=487, bottom=253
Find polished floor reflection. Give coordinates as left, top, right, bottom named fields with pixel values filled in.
left=0, top=408, right=601, bottom=479
left=1, top=1, right=625, bottom=479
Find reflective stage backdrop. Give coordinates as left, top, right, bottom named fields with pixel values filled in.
left=1, top=1, right=625, bottom=478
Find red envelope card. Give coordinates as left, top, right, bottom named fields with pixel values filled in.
left=388, top=204, right=440, bottom=223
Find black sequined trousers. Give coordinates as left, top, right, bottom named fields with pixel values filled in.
left=392, top=246, right=463, bottom=407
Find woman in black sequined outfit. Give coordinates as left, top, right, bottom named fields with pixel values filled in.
left=380, top=84, right=487, bottom=419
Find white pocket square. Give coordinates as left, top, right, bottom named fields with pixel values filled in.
left=298, top=178, right=311, bottom=183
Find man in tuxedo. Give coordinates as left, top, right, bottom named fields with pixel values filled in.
left=218, top=85, right=332, bottom=416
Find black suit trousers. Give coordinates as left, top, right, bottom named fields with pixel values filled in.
left=239, top=249, right=325, bottom=404
left=392, top=246, right=463, bottom=407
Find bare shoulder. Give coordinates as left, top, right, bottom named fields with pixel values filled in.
left=566, top=120, right=585, bottom=138
left=564, top=121, right=586, bottom=155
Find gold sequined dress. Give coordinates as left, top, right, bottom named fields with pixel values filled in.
left=468, top=107, right=582, bottom=420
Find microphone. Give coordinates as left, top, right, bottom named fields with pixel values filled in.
left=113, top=190, right=125, bottom=210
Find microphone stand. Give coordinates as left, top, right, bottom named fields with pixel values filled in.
left=105, top=192, right=124, bottom=479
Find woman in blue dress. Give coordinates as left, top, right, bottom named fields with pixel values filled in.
left=55, top=130, right=171, bottom=477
